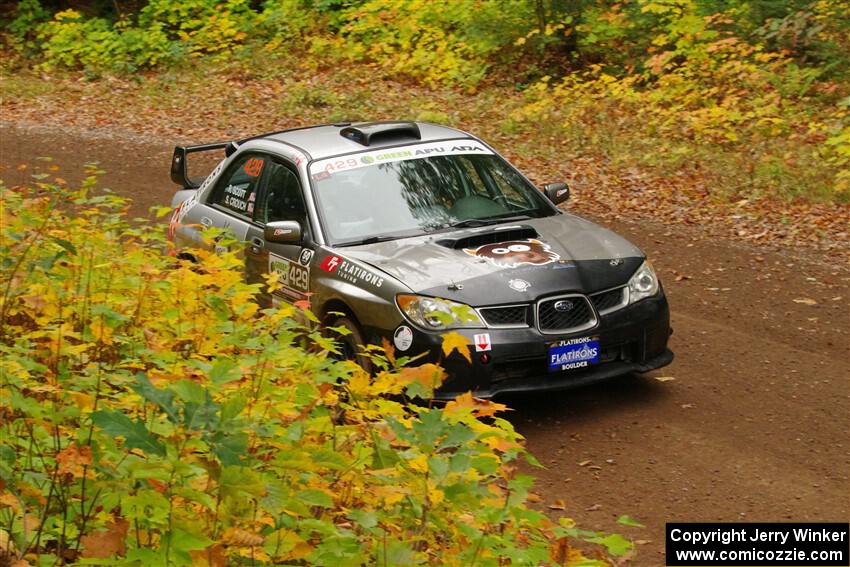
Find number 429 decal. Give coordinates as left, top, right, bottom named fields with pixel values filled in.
left=269, top=253, right=310, bottom=300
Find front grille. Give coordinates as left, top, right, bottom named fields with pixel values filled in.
left=479, top=305, right=529, bottom=327
left=590, top=287, right=627, bottom=314
left=537, top=295, right=596, bottom=334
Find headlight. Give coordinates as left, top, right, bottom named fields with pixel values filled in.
left=396, top=294, right=485, bottom=330
left=628, top=261, right=660, bottom=304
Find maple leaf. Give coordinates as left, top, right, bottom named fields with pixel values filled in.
left=90, top=319, right=114, bottom=345
left=70, top=391, right=95, bottom=410
left=440, top=331, right=471, bottom=363
left=445, top=391, right=509, bottom=418
left=0, top=492, right=21, bottom=512
left=347, top=368, right=371, bottom=396
left=268, top=529, right=312, bottom=561
left=549, top=536, right=570, bottom=564
left=56, top=444, right=92, bottom=478
left=221, top=527, right=264, bottom=547
left=483, top=435, right=518, bottom=452
left=190, top=544, right=227, bottom=567
left=80, top=518, right=129, bottom=558
left=381, top=337, right=396, bottom=366
left=399, top=363, right=445, bottom=389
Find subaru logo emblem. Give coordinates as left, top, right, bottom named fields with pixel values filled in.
left=508, top=279, right=531, bottom=292
left=553, top=300, right=574, bottom=312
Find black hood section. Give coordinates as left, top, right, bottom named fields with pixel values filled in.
left=342, top=214, right=645, bottom=305
left=416, top=256, right=643, bottom=306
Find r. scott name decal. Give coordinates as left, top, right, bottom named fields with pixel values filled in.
left=223, top=182, right=251, bottom=212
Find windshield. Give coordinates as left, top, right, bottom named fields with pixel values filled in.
left=309, top=141, right=556, bottom=245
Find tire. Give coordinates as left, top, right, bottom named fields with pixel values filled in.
left=329, top=316, right=373, bottom=373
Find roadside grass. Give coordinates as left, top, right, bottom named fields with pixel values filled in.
left=520, top=114, right=839, bottom=204
left=0, top=72, right=53, bottom=99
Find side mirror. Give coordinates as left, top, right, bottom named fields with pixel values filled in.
left=543, top=182, right=570, bottom=206
left=264, top=220, right=302, bottom=244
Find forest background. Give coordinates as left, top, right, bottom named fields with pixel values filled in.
left=3, top=0, right=849, bottom=240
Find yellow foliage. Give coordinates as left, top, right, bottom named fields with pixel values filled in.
left=0, top=180, right=629, bottom=565
left=440, top=331, right=471, bottom=363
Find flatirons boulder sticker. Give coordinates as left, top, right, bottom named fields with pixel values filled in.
left=464, top=239, right=559, bottom=268
left=320, top=254, right=384, bottom=289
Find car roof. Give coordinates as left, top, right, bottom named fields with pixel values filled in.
left=258, top=121, right=475, bottom=160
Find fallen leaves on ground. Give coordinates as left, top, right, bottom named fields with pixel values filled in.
left=653, top=375, right=676, bottom=382
left=617, top=515, right=645, bottom=528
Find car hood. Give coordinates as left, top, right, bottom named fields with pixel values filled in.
left=341, top=214, right=644, bottom=306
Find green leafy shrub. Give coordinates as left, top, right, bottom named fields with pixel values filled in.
left=6, top=0, right=49, bottom=51
left=258, top=0, right=321, bottom=45
left=138, top=0, right=258, bottom=56
left=508, top=1, right=849, bottom=201
left=35, top=10, right=174, bottom=73
left=30, top=0, right=258, bottom=72
left=0, top=175, right=630, bottom=565
left=313, top=0, right=530, bottom=87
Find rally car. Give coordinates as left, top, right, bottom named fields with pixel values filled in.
left=167, top=121, right=672, bottom=398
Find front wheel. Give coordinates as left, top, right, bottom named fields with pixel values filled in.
left=328, top=316, right=373, bottom=373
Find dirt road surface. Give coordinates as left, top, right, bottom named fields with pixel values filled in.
left=3, top=121, right=848, bottom=565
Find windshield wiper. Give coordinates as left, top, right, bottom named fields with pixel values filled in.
left=445, top=214, right=532, bottom=229
left=336, top=235, right=404, bottom=247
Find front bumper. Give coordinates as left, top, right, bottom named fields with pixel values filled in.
left=389, top=293, right=672, bottom=399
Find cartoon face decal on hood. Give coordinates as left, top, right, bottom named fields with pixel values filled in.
left=463, top=238, right=560, bottom=268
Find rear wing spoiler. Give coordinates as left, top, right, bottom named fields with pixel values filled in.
left=170, top=141, right=239, bottom=189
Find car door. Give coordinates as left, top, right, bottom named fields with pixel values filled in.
left=245, top=156, right=314, bottom=306
left=182, top=152, right=269, bottom=253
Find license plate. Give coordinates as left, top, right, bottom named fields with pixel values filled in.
left=548, top=336, right=600, bottom=372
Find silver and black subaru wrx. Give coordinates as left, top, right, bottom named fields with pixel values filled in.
left=167, top=121, right=673, bottom=398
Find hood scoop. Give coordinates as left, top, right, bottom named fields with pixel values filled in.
left=435, top=225, right=538, bottom=250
